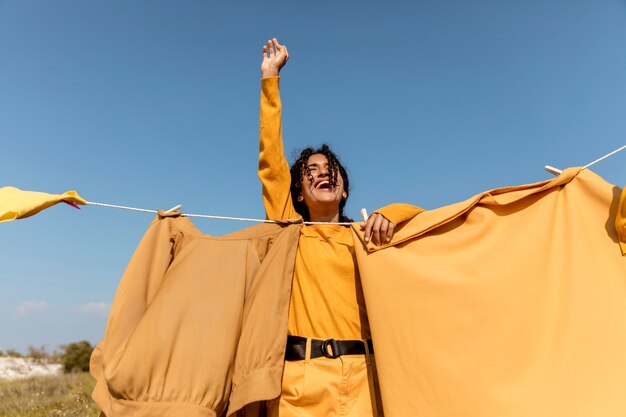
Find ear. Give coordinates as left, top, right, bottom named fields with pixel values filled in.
left=297, top=195, right=304, bottom=202
left=342, top=192, right=347, bottom=199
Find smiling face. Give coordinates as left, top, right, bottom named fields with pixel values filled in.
left=297, top=153, right=347, bottom=220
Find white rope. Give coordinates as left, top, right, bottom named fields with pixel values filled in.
left=87, top=144, right=626, bottom=221
left=583, top=144, right=626, bottom=169
left=544, top=144, right=626, bottom=176
left=181, top=212, right=289, bottom=223
left=85, top=201, right=352, bottom=225
left=86, top=201, right=158, bottom=214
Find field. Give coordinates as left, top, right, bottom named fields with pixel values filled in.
left=0, top=372, right=99, bottom=417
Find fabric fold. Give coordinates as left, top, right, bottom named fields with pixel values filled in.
left=352, top=167, right=581, bottom=252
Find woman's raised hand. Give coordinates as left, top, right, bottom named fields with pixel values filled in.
left=261, top=38, right=289, bottom=78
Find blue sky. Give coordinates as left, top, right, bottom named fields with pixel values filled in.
left=1, top=0, right=626, bottom=352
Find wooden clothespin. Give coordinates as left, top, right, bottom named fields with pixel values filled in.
left=544, top=165, right=563, bottom=176
left=165, top=205, right=182, bottom=213
left=361, top=208, right=368, bottom=222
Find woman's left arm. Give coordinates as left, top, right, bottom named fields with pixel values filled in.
left=361, top=203, right=424, bottom=245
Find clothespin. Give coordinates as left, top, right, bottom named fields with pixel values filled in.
left=545, top=144, right=626, bottom=177
left=544, top=165, right=563, bottom=176
left=165, top=205, right=182, bottom=213
left=361, top=208, right=368, bottom=222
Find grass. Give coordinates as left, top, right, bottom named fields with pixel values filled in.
left=0, top=372, right=100, bottom=417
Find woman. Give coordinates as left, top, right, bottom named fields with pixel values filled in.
left=259, top=38, right=420, bottom=417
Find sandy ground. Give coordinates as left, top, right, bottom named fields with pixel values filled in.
left=0, top=357, right=62, bottom=380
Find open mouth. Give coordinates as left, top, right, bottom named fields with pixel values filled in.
left=315, top=180, right=332, bottom=190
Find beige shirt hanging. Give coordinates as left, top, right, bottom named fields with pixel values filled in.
left=90, top=211, right=301, bottom=417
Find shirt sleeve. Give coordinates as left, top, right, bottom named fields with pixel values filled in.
left=374, top=203, right=425, bottom=225
left=258, top=76, right=300, bottom=221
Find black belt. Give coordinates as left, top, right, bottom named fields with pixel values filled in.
left=285, top=335, right=374, bottom=361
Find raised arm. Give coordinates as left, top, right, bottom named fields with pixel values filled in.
left=258, top=39, right=299, bottom=221
left=261, top=38, right=289, bottom=78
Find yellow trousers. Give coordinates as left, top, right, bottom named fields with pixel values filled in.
left=269, top=339, right=383, bottom=417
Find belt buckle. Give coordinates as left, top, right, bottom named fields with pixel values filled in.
left=321, top=338, right=341, bottom=359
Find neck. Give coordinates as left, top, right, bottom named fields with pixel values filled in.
left=308, top=209, right=340, bottom=223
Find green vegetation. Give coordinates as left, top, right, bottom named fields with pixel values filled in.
left=0, top=341, right=99, bottom=415
left=0, top=372, right=99, bottom=417
left=26, top=346, right=59, bottom=364
left=0, top=346, right=61, bottom=361
left=60, top=342, right=93, bottom=374
left=1, top=350, right=22, bottom=358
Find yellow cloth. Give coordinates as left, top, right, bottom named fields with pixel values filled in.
left=352, top=168, right=626, bottom=417
left=0, top=186, right=86, bottom=223
left=91, top=168, right=626, bottom=417
left=90, top=212, right=301, bottom=417
left=259, top=76, right=421, bottom=340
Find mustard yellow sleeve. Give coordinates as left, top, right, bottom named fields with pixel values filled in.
left=374, top=203, right=424, bottom=225
left=258, top=76, right=300, bottom=221
left=615, top=187, right=626, bottom=256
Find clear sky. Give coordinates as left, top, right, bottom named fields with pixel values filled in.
left=1, top=0, right=626, bottom=352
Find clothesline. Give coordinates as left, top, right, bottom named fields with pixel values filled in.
left=86, top=144, right=626, bottom=224
left=544, top=144, right=626, bottom=176
left=85, top=201, right=354, bottom=225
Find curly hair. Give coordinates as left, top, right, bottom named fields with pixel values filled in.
left=289, top=144, right=353, bottom=222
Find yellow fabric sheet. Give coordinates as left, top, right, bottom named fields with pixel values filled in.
left=0, top=186, right=86, bottom=223
left=352, top=168, right=626, bottom=417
